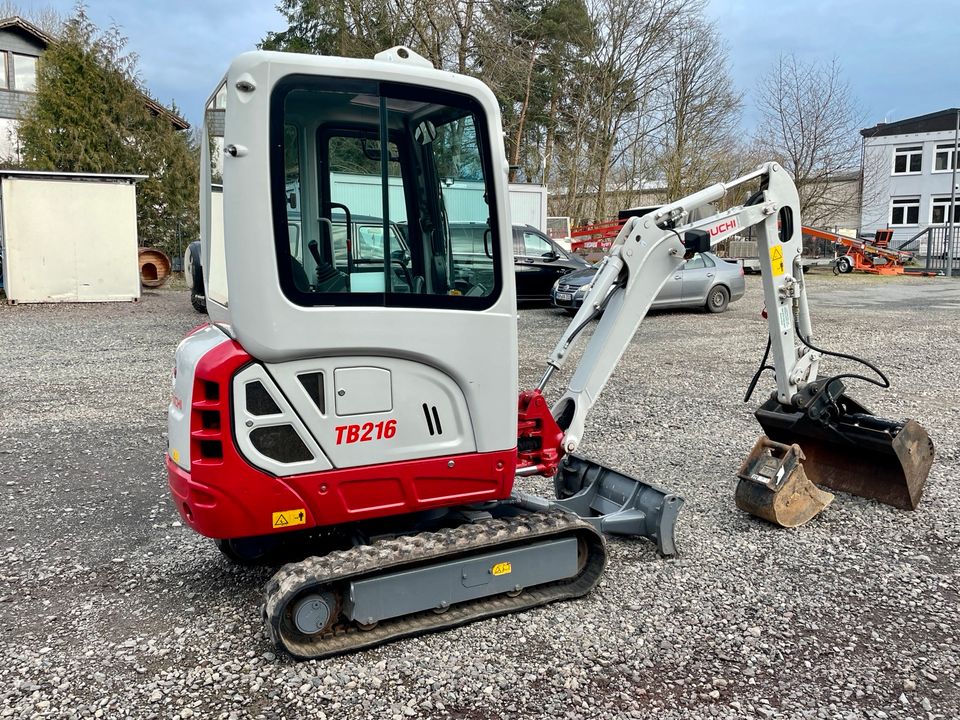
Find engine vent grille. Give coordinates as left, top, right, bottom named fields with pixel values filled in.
left=192, top=377, right=223, bottom=461
left=245, top=381, right=281, bottom=416
left=422, top=403, right=443, bottom=436
left=250, top=425, right=313, bottom=463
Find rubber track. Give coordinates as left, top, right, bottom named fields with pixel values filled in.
left=263, top=509, right=606, bottom=660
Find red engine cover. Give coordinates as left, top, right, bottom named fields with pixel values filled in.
left=167, top=340, right=517, bottom=540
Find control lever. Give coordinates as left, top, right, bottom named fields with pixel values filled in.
left=308, top=240, right=323, bottom=266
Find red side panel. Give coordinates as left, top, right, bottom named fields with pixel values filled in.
left=284, top=451, right=515, bottom=529
left=166, top=339, right=517, bottom=540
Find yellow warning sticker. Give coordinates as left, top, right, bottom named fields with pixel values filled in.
left=492, top=562, right=512, bottom=577
left=272, top=509, right=306, bottom=528
left=769, top=244, right=785, bottom=276
left=171, top=448, right=180, bottom=463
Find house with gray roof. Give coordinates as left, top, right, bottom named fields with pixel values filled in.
left=0, top=16, right=188, bottom=161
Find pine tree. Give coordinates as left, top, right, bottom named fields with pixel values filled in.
left=16, top=8, right=198, bottom=257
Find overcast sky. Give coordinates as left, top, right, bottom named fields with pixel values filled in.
left=15, top=0, right=960, bottom=131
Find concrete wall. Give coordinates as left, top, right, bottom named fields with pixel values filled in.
left=861, top=130, right=960, bottom=252
left=1, top=175, right=141, bottom=303
left=548, top=187, right=667, bottom=225
left=553, top=175, right=860, bottom=232
left=803, top=175, right=861, bottom=232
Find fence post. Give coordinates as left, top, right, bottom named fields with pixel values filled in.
left=947, top=108, right=958, bottom=276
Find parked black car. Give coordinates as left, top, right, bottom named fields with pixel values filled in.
left=447, top=223, right=590, bottom=301
left=510, top=225, right=590, bottom=300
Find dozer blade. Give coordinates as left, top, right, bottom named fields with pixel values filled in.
left=551, top=454, right=684, bottom=556
left=754, top=380, right=935, bottom=511
left=735, top=437, right=834, bottom=527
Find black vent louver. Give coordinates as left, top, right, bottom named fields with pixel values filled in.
left=246, top=381, right=281, bottom=416
left=250, top=425, right=313, bottom=463
left=422, top=403, right=443, bottom=436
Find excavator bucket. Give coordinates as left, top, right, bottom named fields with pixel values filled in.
left=735, top=437, right=834, bottom=527
left=745, top=380, right=935, bottom=525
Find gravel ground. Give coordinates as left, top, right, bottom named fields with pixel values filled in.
left=1, top=272, right=958, bottom=720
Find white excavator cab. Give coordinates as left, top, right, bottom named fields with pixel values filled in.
left=197, top=48, right=519, bottom=468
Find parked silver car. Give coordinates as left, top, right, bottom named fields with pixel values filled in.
left=551, top=251, right=745, bottom=313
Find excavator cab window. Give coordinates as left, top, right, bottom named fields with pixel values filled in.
left=270, top=76, right=501, bottom=309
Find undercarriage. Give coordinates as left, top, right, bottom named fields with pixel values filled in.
left=262, top=508, right=604, bottom=659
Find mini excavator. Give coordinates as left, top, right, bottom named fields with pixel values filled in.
left=166, top=48, right=934, bottom=660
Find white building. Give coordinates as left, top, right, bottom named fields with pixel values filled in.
left=860, top=109, right=960, bottom=265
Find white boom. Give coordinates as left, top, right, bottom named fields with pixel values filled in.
left=541, top=162, right=820, bottom=454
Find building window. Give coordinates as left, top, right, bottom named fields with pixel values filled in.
left=892, top=146, right=922, bottom=174
left=930, top=197, right=960, bottom=225
left=206, top=80, right=226, bottom=110
left=890, top=197, right=920, bottom=226
left=934, top=143, right=959, bottom=172
left=0, top=54, right=7, bottom=89
left=12, top=54, right=36, bottom=92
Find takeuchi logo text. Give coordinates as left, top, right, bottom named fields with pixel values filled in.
left=710, top=219, right=738, bottom=236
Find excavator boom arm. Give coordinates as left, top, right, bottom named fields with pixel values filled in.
left=543, top=162, right=817, bottom=454
left=525, top=161, right=933, bottom=530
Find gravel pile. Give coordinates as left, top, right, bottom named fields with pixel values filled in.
left=1, top=274, right=957, bottom=719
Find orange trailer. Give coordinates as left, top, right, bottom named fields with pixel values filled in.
left=802, top=227, right=914, bottom=275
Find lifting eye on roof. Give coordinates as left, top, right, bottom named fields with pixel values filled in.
left=373, top=46, right=434, bottom=69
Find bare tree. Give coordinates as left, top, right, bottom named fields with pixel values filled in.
left=754, top=55, right=863, bottom=227
left=558, top=0, right=685, bottom=219
left=393, top=0, right=481, bottom=72
left=263, top=0, right=749, bottom=225
left=262, top=0, right=418, bottom=58
left=0, top=1, right=64, bottom=34
left=659, top=14, right=742, bottom=200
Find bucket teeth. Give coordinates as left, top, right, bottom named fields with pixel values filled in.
left=735, top=437, right=834, bottom=528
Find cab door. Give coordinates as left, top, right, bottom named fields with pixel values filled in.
left=220, top=53, right=519, bottom=460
